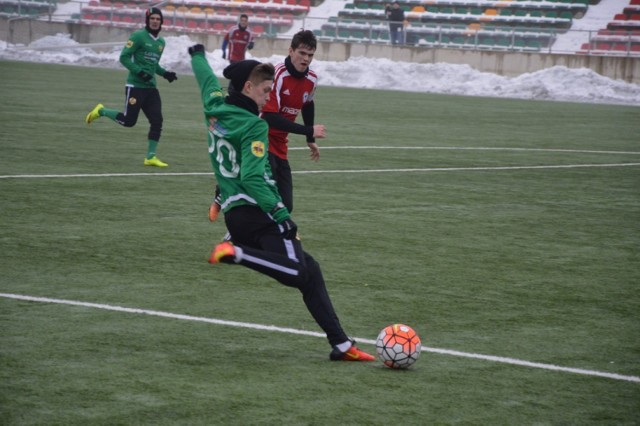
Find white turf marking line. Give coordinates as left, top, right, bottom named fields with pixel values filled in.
left=1, top=163, right=639, bottom=180
left=289, top=146, right=640, bottom=155
left=2, top=293, right=639, bottom=384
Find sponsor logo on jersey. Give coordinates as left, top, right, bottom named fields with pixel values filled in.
left=282, top=106, right=300, bottom=115
left=129, top=97, right=137, bottom=105
left=283, top=89, right=290, bottom=95
left=126, top=40, right=134, bottom=48
left=251, top=141, right=265, bottom=157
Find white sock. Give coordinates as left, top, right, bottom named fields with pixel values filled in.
left=335, top=340, right=352, bottom=353
left=233, top=246, right=244, bottom=263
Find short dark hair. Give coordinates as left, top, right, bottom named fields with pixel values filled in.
left=248, top=63, right=275, bottom=85
left=240, top=13, right=248, bottom=20
left=291, top=29, right=317, bottom=51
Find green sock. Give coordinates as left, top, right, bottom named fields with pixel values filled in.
left=101, top=107, right=119, bottom=121
left=146, top=140, right=159, bottom=160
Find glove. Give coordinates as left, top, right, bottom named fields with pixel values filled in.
left=279, top=218, right=298, bottom=240
left=163, top=71, right=177, bottom=83
left=137, top=71, right=153, bottom=81
left=247, top=41, right=254, bottom=50
left=188, top=44, right=205, bottom=56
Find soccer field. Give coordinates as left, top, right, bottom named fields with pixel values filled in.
left=1, top=59, right=639, bottom=424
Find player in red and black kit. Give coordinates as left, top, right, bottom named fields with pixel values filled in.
left=209, top=30, right=325, bottom=221
left=221, top=14, right=254, bottom=64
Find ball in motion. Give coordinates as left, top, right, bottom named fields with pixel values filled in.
left=375, top=324, right=421, bottom=369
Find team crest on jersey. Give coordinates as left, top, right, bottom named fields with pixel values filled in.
left=251, top=141, right=265, bottom=157
left=129, top=97, right=137, bottom=105
left=125, top=40, right=134, bottom=48
left=158, top=45, right=164, bottom=52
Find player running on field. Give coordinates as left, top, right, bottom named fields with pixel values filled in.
left=221, top=14, right=254, bottom=64
left=188, top=43, right=374, bottom=362
left=85, top=8, right=177, bottom=167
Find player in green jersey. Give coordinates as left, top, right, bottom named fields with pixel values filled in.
left=188, top=44, right=374, bottom=362
left=85, top=8, right=177, bottom=167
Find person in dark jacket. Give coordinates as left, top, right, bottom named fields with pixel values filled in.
left=387, top=1, right=405, bottom=45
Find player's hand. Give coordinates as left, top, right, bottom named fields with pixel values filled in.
left=137, top=71, right=153, bottom=81
left=308, top=142, right=320, bottom=162
left=221, top=50, right=226, bottom=59
left=313, top=124, right=326, bottom=139
left=279, top=218, right=298, bottom=240
left=188, top=44, right=205, bottom=56
left=163, top=71, right=177, bottom=82
left=247, top=41, right=254, bottom=50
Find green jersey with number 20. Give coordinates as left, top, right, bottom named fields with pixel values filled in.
left=191, top=53, right=289, bottom=224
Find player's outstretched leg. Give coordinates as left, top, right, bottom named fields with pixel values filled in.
left=85, top=103, right=104, bottom=124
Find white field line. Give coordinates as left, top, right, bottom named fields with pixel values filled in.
left=1, top=293, right=639, bottom=384
left=289, top=146, right=640, bottom=155
left=1, top=146, right=639, bottom=179
left=1, top=163, right=640, bottom=180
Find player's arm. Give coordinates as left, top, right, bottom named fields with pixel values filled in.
left=262, top=112, right=314, bottom=140
left=119, top=35, right=143, bottom=75
left=221, top=34, right=229, bottom=59
left=301, top=101, right=316, bottom=143
left=240, top=121, right=289, bottom=222
left=189, top=45, right=223, bottom=108
left=247, top=31, right=254, bottom=50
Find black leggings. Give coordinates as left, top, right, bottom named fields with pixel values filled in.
left=116, top=86, right=163, bottom=141
left=224, top=205, right=348, bottom=347
left=268, top=153, right=293, bottom=213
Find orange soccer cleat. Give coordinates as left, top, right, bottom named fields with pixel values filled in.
left=330, top=341, right=375, bottom=362
left=208, top=241, right=236, bottom=264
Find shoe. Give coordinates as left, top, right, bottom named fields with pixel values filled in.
left=330, top=340, right=375, bottom=362
left=144, top=156, right=168, bottom=167
left=208, top=195, right=222, bottom=222
left=85, top=103, right=104, bottom=124
left=209, top=241, right=236, bottom=264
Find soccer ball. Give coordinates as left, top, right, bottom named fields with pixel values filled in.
left=375, top=324, right=421, bottom=369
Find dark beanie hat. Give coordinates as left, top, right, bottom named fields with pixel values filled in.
left=146, top=7, right=163, bottom=25
left=223, top=60, right=261, bottom=91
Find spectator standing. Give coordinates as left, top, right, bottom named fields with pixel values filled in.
left=387, top=1, right=405, bottom=45
left=221, top=14, right=255, bottom=64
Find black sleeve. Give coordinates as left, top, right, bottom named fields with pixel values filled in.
left=262, top=112, right=314, bottom=141
left=301, top=101, right=315, bottom=143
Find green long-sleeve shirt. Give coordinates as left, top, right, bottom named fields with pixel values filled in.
left=191, top=52, right=289, bottom=223
left=119, top=28, right=167, bottom=88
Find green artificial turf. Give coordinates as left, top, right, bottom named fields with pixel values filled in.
left=1, top=60, right=639, bottom=425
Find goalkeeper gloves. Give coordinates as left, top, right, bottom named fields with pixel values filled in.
left=163, top=71, right=177, bottom=82
left=188, top=44, right=205, bottom=56
left=279, top=218, right=298, bottom=240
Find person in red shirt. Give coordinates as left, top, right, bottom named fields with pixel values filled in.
left=221, top=14, right=254, bottom=64
left=209, top=29, right=326, bottom=221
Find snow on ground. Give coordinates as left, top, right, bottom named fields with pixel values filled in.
left=1, top=33, right=639, bottom=106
